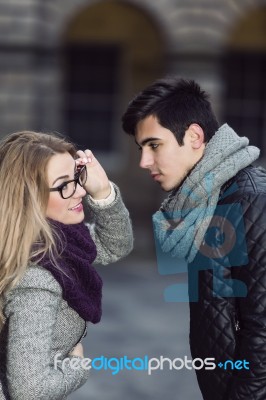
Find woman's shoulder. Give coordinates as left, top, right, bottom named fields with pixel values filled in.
left=8, top=264, right=62, bottom=294
left=2, top=265, right=63, bottom=323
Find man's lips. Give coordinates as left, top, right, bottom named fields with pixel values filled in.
left=151, top=173, right=162, bottom=181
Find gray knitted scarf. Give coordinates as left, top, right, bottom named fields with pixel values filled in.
left=152, top=124, right=260, bottom=263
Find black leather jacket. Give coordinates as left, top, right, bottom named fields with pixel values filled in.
left=189, top=165, right=266, bottom=400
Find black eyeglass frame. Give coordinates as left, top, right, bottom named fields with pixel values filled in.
left=49, top=165, right=87, bottom=199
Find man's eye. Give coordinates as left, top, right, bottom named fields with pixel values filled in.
left=150, top=143, right=159, bottom=149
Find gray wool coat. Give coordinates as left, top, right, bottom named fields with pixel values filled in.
left=0, top=184, right=133, bottom=400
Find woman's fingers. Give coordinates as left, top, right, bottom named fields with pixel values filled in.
left=76, top=149, right=93, bottom=165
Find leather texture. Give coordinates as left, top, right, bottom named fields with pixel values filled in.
left=189, top=165, right=266, bottom=400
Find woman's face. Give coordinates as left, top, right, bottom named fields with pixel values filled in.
left=46, top=152, right=86, bottom=224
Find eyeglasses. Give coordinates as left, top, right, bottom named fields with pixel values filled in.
left=49, top=165, right=87, bottom=199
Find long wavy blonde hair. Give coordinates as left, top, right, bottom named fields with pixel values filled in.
left=0, top=131, right=77, bottom=329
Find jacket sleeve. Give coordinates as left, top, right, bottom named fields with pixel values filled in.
left=84, top=182, right=133, bottom=265
left=227, top=192, right=266, bottom=399
left=4, top=267, right=90, bottom=400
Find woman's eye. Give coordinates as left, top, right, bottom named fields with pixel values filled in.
left=61, top=183, right=68, bottom=191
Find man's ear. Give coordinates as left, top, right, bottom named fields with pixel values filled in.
left=186, top=123, right=205, bottom=149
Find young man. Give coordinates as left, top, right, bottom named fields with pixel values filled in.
left=122, top=77, right=266, bottom=400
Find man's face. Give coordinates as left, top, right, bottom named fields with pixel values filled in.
left=135, top=115, right=205, bottom=191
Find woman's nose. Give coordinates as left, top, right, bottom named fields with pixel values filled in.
left=74, top=183, right=86, bottom=198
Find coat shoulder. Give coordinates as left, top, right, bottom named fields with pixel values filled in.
left=220, top=165, right=266, bottom=201
left=3, top=265, right=62, bottom=306
left=235, top=165, right=266, bottom=192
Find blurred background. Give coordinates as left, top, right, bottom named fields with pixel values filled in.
left=0, top=0, right=265, bottom=399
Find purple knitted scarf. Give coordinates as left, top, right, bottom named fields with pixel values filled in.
left=34, top=220, right=102, bottom=323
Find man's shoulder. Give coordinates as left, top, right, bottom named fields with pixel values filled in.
left=221, top=165, right=266, bottom=199
left=235, top=165, right=266, bottom=193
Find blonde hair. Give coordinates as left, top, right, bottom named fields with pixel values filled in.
left=0, top=131, right=76, bottom=328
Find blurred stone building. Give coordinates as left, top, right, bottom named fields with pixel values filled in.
left=0, top=0, right=265, bottom=255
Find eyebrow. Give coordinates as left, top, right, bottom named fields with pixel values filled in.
left=52, top=161, right=76, bottom=186
left=135, top=137, right=162, bottom=147
left=52, top=175, right=69, bottom=186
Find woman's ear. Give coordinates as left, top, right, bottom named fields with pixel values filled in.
left=186, top=123, right=205, bottom=149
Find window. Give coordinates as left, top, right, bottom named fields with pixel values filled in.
left=223, top=51, right=266, bottom=154
left=63, top=44, right=120, bottom=152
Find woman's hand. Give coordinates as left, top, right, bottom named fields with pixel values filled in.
left=69, top=342, right=84, bottom=358
left=76, top=149, right=111, bottom=200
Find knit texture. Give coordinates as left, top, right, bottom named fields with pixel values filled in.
left=35, top=220, right=102, bottom=323
left=152, top=124, right=260, bottom=262
left=0, top=186, right=133, bottom=399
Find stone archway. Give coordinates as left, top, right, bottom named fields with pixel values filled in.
left=61, top=0, right=165, bottom=156
left=60, top=1, right=166, bottom=255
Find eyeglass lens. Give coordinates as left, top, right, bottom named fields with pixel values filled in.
left=61, top=166, right=87, bottom=199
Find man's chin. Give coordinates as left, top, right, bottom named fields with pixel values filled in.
left=160, top=182, right=175, bottom=192
left=160, top=180, right=184, bottom=192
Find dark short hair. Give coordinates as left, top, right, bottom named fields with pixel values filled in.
left=121, top=77, right=219, bottom=145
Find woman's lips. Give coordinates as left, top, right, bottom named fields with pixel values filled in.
left=68, top=202, right=83, bottom=212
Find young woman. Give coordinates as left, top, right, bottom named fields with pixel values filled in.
left=0, top=131, right=133, bottom=399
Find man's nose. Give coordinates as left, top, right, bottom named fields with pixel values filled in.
left=139, top=150, right=154, bottom=169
